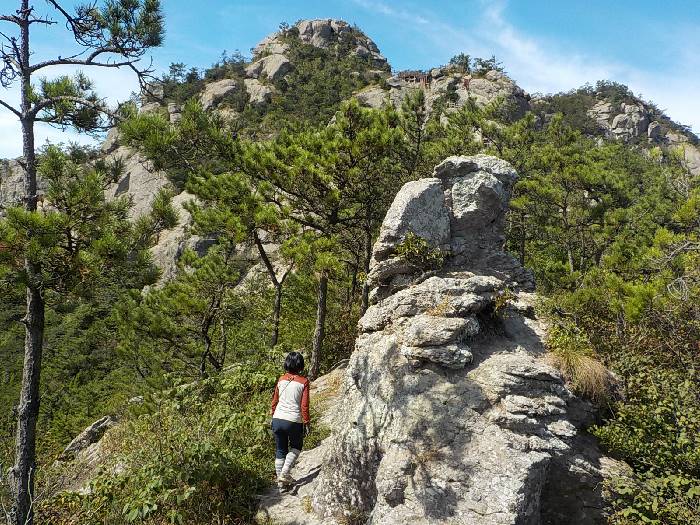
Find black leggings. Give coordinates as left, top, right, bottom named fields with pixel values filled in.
left=272, top=418, right=303, bottom=459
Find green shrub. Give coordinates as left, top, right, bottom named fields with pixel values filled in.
left=57, top=367, right=275, bottom=523
left=394, top=232, right=445, bottom=271
left=38, top=359, right=332, bottom=524
left=605, top=472, right=700, bottom=524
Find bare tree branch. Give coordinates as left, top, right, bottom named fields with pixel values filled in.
left=0, top=97, right=20, bottom=117
left=26, top=15, right=55, bottom=26
left=0, top=15, right=21, bottom=25
left=44, top=0, right=78, bottom=30
left=30, top=54, right=138, bottom=73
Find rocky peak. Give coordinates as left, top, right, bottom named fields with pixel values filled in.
left=368, top=155, right=532, bottom=301
left=257, top=155, right=624, bottom=524
left=253, top=19, right=387, bottom=68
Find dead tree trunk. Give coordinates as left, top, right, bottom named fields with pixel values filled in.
left=253, top=230, right=290, bottom=347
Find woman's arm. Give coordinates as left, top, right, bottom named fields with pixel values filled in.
left=270, top=381, right=280, bottom=415
left=301, top=380, right=310, bottom=424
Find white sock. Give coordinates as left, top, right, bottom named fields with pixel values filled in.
left=275, top=458, right=285, bottom=477
left=280, top=448, right=300, bottom=477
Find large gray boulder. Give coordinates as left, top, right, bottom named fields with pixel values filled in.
left=60, top=415, right=117, bottom=461
left=610, top=102, right=650, bottom=140
left=460, top=70, right=531, bottom=117
left=244, top=78, right=273, bottom=106
left=103, top=146, right=170, bottom=220
left=200, top=78, right=239, bottom=110
left=369, top=155, right=529, bottom=294
left=257, top=155, right=624, bottom=525
left=587, top=100, right=651, bottom=141
left=586, top=100, right=614, bottom=133
left=245, top=54, right=292, bottom=82
left=371, top=177, right=451, bottom=262
left=354, top=86, right=390, bottom=109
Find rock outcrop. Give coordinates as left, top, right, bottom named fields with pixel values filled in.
left=60, top=415, right=117, bottom=461
left=245, top=53, right=292, bottom=82
left=0, top=159, right=33, bottom=211
left=253, top=19, right=387, bottom=68
left=257, top=155, right=623, bottom=524
left=357, top=68, right=531, bottom=121
left=586, top=97, right=700, bottom=175
left=200, top=78, right=240, bottom=110
left=244, top=78, right=273, bottom=106
left=588, top=100, right=650, bottom=141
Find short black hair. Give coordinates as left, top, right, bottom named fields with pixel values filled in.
left=284, top=352, right=305, bottom=375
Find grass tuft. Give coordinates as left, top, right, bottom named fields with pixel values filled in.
left=545, top=323, right=614, bottom=402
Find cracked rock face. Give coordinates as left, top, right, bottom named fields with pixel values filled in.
left=298, top=155, right=623, bottom=524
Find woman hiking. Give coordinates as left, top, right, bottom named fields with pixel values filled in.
left=270, top=351, right=311, bottom=488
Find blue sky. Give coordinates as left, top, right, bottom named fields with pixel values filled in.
left=1, top=0, right=699, bottom=158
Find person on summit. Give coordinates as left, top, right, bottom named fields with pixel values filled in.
left=270, top=352, right=311, bottom=488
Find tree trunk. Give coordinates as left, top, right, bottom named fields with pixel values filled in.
left=253, top=230, right=284, bottom=347
left=13, top=5, right=45, bottom=522
left=518, top=211, right=526, bottom=266
left=567, top=244, right=575, bottom=274
left=309, top=270, right=328, bottom=379
left=271, top=282, right=282, bottom=347
left=360, top=228, right=372, bottom=315
left=13, top=279, right=44, bottom=525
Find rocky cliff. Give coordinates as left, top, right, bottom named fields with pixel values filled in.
left=257, top=155, right=624, bottom=525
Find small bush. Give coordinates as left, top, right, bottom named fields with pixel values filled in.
left=394, top=232, right=445, bottom=271
left=605, top=471, right=700, bottom=524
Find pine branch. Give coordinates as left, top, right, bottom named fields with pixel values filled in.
left=30, top=94, right=105, bottom=114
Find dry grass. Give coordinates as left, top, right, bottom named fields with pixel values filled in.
left=546, top=349, right=612, bottom=402
left=545, top=323, right=614, bottom=402
left=415, top=447, right=443, bottom=465
left=301, top=495, right=313, bottom=514
left=336, top=510, right=370, bottom=525
left=312, top=368, right=344, bottom=412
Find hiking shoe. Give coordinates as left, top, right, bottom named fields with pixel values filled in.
left=278, top=472, right=295, bottom=485
left=277, top=480, right=290, bottom=492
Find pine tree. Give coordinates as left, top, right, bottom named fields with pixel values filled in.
left=0, top=144, right=170, bottom=522
left=0, top=3, right=162, bottom=519
left=250, top=100, right=403, bottom=377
